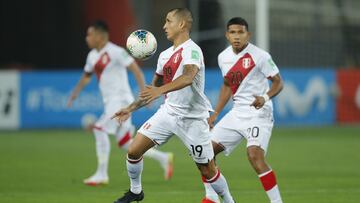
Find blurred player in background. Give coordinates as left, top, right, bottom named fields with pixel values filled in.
left=67, top=20, right=173, bottom=186
left=201, top=17, right=284, bottom=203
left=112, top=8, right=236, bottom=203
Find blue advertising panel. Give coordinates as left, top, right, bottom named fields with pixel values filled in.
left=20, top=71, right=103, bottom=128
left=272, top=68, right=336, bottom=125
left=19, top=68, right=336, bottom=128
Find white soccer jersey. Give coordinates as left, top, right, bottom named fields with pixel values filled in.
left=84, top=42, right=135, bottom=110
left=155, top=39, right=212, bottom=119
left=218, top=43, right=279, bottom=116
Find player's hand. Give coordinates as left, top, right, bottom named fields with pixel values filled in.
left=140, top=85, right=162, bottom=104
left=250, top=95, right=265, bottom=110
left=207, top=113, right=218, bottom=130
left=111, top=108, right=132, bottom=123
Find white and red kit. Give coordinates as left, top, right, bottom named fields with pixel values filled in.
left=138, top=39, right=214, bottom=164
left=84, top=42, right=135, bottom=135
left=211, top=43, right=280, bottom=154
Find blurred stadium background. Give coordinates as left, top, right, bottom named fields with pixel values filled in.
left=0, top=0, right=359, bottom=202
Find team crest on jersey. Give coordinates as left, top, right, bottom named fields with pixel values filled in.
left=173, top=53, right=180, bottom=63
left=242, top=58, right=252, bottom=69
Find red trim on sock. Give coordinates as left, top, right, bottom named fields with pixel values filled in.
left=201, top=175, right=207, bottom=183
left=260, top=170, right=277, bottom=191
left=127, top=156, right=143, bottom=164
left=205, top=169, right=221, bottom=183
left=118, top=131, right=131, bottom=147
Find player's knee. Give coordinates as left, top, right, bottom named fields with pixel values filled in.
left=127, top=145, right=142, bottom=159
left=200, top=167, right=214, bottom=179
left=198, top=163, right=217, bottom=179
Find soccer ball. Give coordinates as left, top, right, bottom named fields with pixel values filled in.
left=126, top=29, right=157, bottom=60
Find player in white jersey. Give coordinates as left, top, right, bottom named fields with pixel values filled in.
left=67, top=21, right=173, bottom=186
left=112, top=8, right=235, bottom=203
left=201, top=17, right=284, bottom=203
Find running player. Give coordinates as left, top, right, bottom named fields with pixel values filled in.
left=67, top=20, right=173, bottom=186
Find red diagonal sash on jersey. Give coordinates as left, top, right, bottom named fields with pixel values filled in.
left=224, top=53, right=255, bottom=95
left=94, top=52, right=111, bottom=80
left=162, top=48, right=183, bottom=84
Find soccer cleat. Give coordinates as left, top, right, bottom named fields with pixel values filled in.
left=201, top=197, right=218, bottom=203
left=83, top=174, right=109, bottom=186
left=114, top=190, right=144, bottom=203
left=164, top=153, right=174, bottom=180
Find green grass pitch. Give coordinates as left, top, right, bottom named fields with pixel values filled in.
left=0, top=126, right=359, bottom=203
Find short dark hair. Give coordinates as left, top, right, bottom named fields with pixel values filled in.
left=90, top=20, right=109, bottom=33
left=227, top=17, right=249, bottom=31
left=168, top=8, right=193, bottom=29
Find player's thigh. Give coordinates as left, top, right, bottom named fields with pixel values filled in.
left=211, top=125, right=244, bottom=156
left=176, top=118, right=214, bottom=164
left=211, top=111, right=245, bottom=156
left=137, top=108, right=175, bottom=146
left=127, top=132, right=157, bottom=158
left=243, top=117, right=274, bottom=154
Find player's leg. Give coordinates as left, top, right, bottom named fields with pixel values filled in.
left=177, top=118, right=235, bottom=203
left=197, top=160, right=235, bottom=203
left=201, top=142, right=225, bottom=203
left=245, top=118, right=283, bottom=203
left=83, top=115, right=110, bottom=186
left=114, top=132, right=154, bottom=203
left=115, top=118, right=173, bottom=180
left=114, top=108, right=174, bottom=203
left=201, top=112, right=243, bottom=203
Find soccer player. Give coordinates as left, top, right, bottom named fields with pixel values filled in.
left=201, top=17, right=284, bottom=203
left=112, top=8, right=236, bottom=203
left=67, top=20, right=173, bottom=186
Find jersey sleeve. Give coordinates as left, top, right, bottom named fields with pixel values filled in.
left=118, top=48, right=135, bottom=67
left=182, top=47, right=202, bottom=69
left=217, top=54, right=226, bottom=76
left=84, top=53, right=93, bottom=73
left=259, top=53, right=279, bottom=78
left=155, top=52, right=164, bottom=75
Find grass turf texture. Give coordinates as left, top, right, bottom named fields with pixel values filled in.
left=0, top=126, right=359, bottom=203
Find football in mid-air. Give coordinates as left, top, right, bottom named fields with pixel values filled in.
left=126, top=29, right=157, bottom=60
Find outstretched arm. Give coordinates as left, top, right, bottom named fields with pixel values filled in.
left=67, top=72, right=92, bottom=107
left=250, top=73, right=283, bottom=109
left=140, top=64, right=198, bottom=104
left=208, top=79, right=232, bottom=129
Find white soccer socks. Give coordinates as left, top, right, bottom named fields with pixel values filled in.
left=203, top=169, right=235, bottom=203
left=93, top=128, right=110, bottom=176
left=202, top=179, right=220, bottom=203
left=127, top=155, right=144, bottom=194
left=259, top=170, right=283, bottom=203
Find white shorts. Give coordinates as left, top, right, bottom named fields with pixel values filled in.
left=138, top=107, right=214, bottom=164
left=94, top=100, right=133, bottom=138
left=211, top=110, right=274, bottom=156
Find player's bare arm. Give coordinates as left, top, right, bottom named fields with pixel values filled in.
left=127, top=61, right=146, bottom=91
left=208, top=79, right=232, bottom=129
left=251, top=73, right=283, bottom=109
left=140, top=64, right=199, bottom=104
left=111, top=98, right=148, bottom=122
left=151, top=74, right=164, bottom=87
left=67, top=72, right=92, bottom=107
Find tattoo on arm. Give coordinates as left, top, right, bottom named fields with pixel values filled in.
left=128, top=98, right=148, bottom=112
left=183, top=65, right=198, bottom=78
